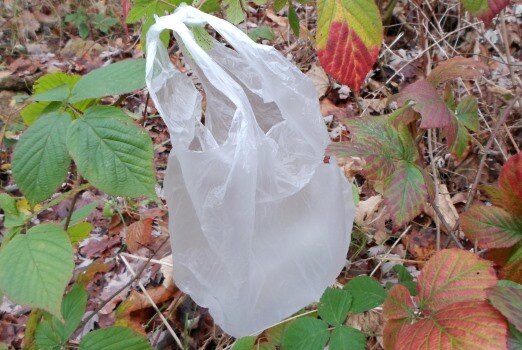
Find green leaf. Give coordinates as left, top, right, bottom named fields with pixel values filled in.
left=190, top=26, right=214, bottom=51
left=66, top=106, right=156, bottom=198
left=67, top=222, right=93, bottom=244
left=199, top=0, right=220, bottom=12
left=20, top=101, right=59, bottom=125
left=288, top=6, right=300, bottom=37
left=12, top=112, right=72, bottom=205
left=329, top=326, right=366, bottom=350
left=70, top=59, right=146, bottom=103
left=497, top=280, right=522, bottom=289
left=63, top=202, right=98, bottom=227
left=0, top=224, right=74, bottom=319
left=456, top=96, right=479, bottom=132
left=509, top=324, right=522, bottom=350
left=223, top=0, right=245, bottom=25
left=34, top=73, right=81, bottom=94
left=344, top=276, right=386, bottom=314
left=393, top=265, right=417, bottom=296
left=383, top=162, right=428, bottom=229
left=36, top=285, right=88, bottom=349
left=317, top=288, right=352, bottom=326
left=273, top=0, right=287, bottom=12
left=232, top=336, right=256, bottom=350
left=79, top=326, right=152, bottom=350
left=126, top=0, right=178, bottom=23
left=248, top=26, right=276, bottom=41
left=32, top=85, right=71, bottom=102
left=282, top=317, right=330, bottom=350
left=0, top=194, right=26, bottom=228
left=141, top=16, right=171, bottom=52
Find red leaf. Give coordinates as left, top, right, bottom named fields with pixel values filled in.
left=383, top=319, right=410, bottom=350
left=427, top=57, right=488, bottom=86
left=461, top=205, right=522, bottom=249
left=502, top=246, right=522, bottom=284
left=416, top=248, right=497, bottom=312
left=383, top=284, right=414, bottom=321
left=317, top=22, right=380, bottom=91
left=397, top=301, right=507, bottom=350
left=461, top=0, right=511, bottom=26
left=498, top=152, right=522, bottom=216
left=397, top=79, right=454, bottom=130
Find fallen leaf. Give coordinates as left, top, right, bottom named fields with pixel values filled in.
left=125, top=218, right=154, bottom=253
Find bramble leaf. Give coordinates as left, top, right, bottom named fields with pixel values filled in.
left=66, top=106, right=156, bottom=198
left=344, top=276, right=386, bottom=313
left=70, top=59, right=146, bottom=103
left=461, top=205, right=522, bottom=249
left=317, top=288, right=352, bottom=326
left=329, top=326, right=365, bottom=350
left=223, top=0, right=245, bottom=25
left=12, top=112, right=72, bottom=205
left=383, top=284, right=414, bottom=321
left=397, top=79, right=454, bottom=130
left=384, top=161, right=428, bottom=229
left=451, top=96, right=479, bottom=157
left=487, top=284, right=522, bottom=332
left=498, top=152, right=522, bottom=216
left=502, top=245, right=522, bottom=285
left=232, top=336, right=256, bottom=350
left=281, top=318, right=330, bottom=350
left=0, top=194, right=26, bottom=228
left=398, top=301, right=507, bottom=350
left=316, top=0, right=382, bottom=91
left=36, top=285, right=88, bottom=349
left=427, top=56, right=487, bottom=86
left=79, top=326, right=152, bottom=350
left=67, top=222, right=93, bottom=244
left=460, top=0, right=510, bottom=26
left=416, top=249, right=497, bottom=311
left=0, top=224, right=74, bottom=319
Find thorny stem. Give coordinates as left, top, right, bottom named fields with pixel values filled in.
left=63, top=174, right=84, bottom=231
left=76, top=236, right=171, bottom=332
left=465, top=94, right=521, bottom=211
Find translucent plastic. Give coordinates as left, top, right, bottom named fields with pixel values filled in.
left=145, top=5, right=355, bottom=337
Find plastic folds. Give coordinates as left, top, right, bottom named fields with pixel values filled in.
left=145, top=5, right=355, bottom=337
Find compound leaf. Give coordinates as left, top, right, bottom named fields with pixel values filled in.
left=344, top=276, right=386, bottom=314
left=316, top=0, right=382, bottom=91
left=281, top=317, right=329, bottom=350
left=79, top=326, right=152, bottom=350
left=329, top=326, right=365, bottom=350
left=317, top=288, right=352, bottom=326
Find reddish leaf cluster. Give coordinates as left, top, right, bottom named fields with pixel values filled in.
left=383, top=249, right=507, bottom=350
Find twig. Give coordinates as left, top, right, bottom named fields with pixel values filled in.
left=428, top=129, right=441, bottom=251
left=121, top=252, right=173, bottom=267
left=120, top=254, right=184, bottom=349
left=63, top=175, right=84, bottom=231
left=465, top=95, right=521, bottom=210
left=370, top=225, right=411, bottom=277
left=76, top=236, right=170, bottom=332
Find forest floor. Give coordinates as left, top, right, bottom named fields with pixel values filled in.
left=0, top=0, right=521, bottom=349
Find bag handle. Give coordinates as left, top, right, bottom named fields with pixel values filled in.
left=146, top=5, right=261, bottom=140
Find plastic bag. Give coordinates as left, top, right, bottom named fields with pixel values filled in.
left=145, top=4, right=355, bottom=337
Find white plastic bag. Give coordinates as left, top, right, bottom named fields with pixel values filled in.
left=145, top=4, right=355, bottom=337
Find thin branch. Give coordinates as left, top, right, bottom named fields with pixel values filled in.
left=465, top=94, right=521, bottom=210
left=76, top=236, right=170, bottom=331
left=64, top=175, right=84, bottom=231
left=120, top=255, right=184, bottom=349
